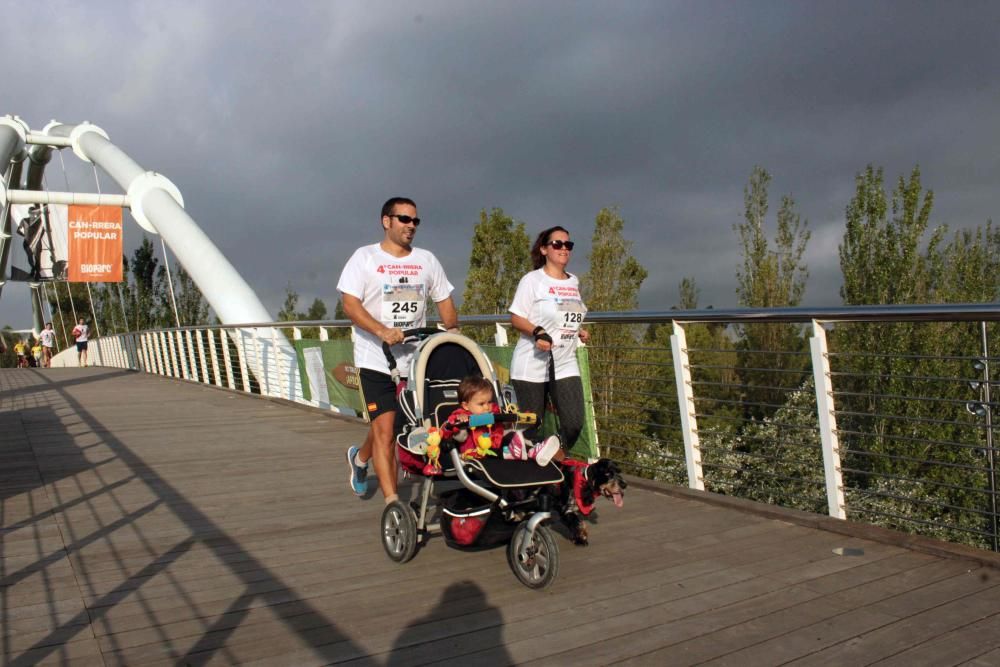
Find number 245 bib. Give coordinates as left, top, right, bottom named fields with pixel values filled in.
left=382, top=284, right=426, bottom=327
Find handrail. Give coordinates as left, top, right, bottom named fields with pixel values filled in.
left=117, top=302, right=1000, bottom=334
left=59, top=304, right=1000, bottom=554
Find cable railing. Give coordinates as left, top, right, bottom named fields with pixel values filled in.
left=56, top=304, right=1000, bottom=552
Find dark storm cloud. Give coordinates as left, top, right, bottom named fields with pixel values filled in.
left=3, top=0, right=998, bottom=327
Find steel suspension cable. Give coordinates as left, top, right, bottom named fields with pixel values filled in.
left=67, top=280, right=78, bottom=325
left=161, top=237, right=181, bottom=327
left=55, top=151, right=79, bottom=335
left=85, top=282, right=101, bottom=338
left=50, top=278, right=69, bottom=348
left=116, top=282, right=130, bottom=333
left=90, top=163, right=121, bottom=335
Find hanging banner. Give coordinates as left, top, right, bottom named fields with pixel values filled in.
left=67, top=205, right=123, bottom=282
left=9, top=204, right=69, bottom=282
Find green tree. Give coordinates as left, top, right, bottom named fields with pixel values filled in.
left=581, top=207, right=649, bottom=467
left=329, top=297, right=351, bottom=340
left=170, top=266, right=210, bottom=327
left=461, top=208, right=531, bottom=341
left=834, top=165, right=993, bottom=547
left=276, top=284, right=328, bottom=339
left=0, top=325, right=16, bottom=368
left=581, top=208, right=647, bottom=313
left=840, top=165, right=939, bottom=306
left=299, top=296, right=328, bottom=340
left=703, top=376, right=826, bottom=513
left=130, top=238, right=166, bottom=330
left=277, top=284, right=300, bottom=322
left=641, top=278, right=740, bottom=484
left=734, top=166, right=811, bottom=420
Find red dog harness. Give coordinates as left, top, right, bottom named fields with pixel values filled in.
left=561, top=458, right=596, bottom=516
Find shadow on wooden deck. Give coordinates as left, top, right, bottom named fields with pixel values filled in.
left=3, top=367, right=1000, bottom=666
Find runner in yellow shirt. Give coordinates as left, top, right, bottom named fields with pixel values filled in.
left=13, top=339, right=28, bottom=368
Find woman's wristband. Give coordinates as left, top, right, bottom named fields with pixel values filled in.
left=532, top=326, right=552, bottom=344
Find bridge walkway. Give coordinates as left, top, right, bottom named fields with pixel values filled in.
left=2, top=368, right=1000, bottom=666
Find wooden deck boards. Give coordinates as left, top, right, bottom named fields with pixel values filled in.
left=3, top=367, right=1000, bottom=666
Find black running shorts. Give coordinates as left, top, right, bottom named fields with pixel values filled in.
left=359, top=368, right=398, bottom=421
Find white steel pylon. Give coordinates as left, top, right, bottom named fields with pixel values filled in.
left=0, top=116, right=272, bottom=326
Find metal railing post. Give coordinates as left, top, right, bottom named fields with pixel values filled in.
left=131, top=333, right=141, bottom=370
left=196, top=330, right=209, bottom=383
left=123, top=334, right=134, bottom=369
left=235, top=331, right=251, bottom=392
left=220, top=330, right=237, bottom=390
left=167, top=331, right=181, bottom=378
left=977, top=321, right=998, bottom=551
left=181, top=331, right=192, bottom=379
left=272, top=328, right=286, bottom=400
left=253, top=329, right=271, bottom=396
left=810, top=320, right=847, bottom=520
left=155, top=331, right=167, bottom=375
left=671, top=321, right=704, bottom=491
left=207, top=329, right=222, bottom=387
left=150, top=333, right=161, bottom=374
left=184, top=329, right=201, bottom=382
left=138, top=333, right=150, bottom=372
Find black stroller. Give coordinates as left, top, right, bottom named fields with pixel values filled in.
left=379, top=328, right=565, bottom=590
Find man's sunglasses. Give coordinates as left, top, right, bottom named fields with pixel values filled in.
left=547, top=240, right=574, bottom=250
left=389, top=214, right=421, bottom=226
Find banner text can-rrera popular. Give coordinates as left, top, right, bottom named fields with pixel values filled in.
left=67, top=205, right=123, bottom=282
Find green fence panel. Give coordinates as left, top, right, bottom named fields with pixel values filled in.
left=293, top=338, right=599, bottom=460
left=293, top=339, right=363, bottom=415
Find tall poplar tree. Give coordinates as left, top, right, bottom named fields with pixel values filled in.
left=835, top=165, right=996, bottom=546
left=734, top=166, right=810, bottom=420
left=460, top=208, right=531, bottom=341
left=581, top=207, right=649, bottom=463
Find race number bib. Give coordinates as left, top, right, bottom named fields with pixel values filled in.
left=382, top=284, right=425, bottom=327
left=555, top=298, right=586, bottom=345
left=558, top=300, right=586, bottom=332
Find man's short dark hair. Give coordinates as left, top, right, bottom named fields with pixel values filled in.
left=381, top=197, right=416, bottom=219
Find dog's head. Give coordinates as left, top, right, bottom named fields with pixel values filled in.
left=589, top=458, right=626, bottom=508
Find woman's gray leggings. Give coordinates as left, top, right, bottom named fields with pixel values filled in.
left=511, top=376, right=585, bottom=449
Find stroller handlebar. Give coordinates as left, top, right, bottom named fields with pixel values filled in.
left=381, top=327, right=449, bottom=377
left=467, top=411, right=537, bottom=428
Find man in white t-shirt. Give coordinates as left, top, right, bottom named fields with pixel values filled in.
left=72, top=318, right=90, bottom=367
left=39, top=322, right=56, bottom=367
left=338, top=197, right=458, bottom=504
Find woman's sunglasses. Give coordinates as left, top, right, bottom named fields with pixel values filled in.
left=546, top=240, right=574, bottom=250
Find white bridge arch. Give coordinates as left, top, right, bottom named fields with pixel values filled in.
left=0, top=115, right=302, bottom=401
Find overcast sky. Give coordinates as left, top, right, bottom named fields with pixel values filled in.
left=2, top=0, right=998, bottom=329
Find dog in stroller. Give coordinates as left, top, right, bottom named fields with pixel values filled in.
left=378, top=328, right=566, bottom=590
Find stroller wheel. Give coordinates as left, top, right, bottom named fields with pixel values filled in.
left=507, top=523, right=559, bottom=590
left=381, top=500, right=418, bottom=563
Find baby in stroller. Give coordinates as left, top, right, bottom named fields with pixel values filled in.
left=379, top=328, right=567, bottom=589
left=440, top=376, right=561, bottom=465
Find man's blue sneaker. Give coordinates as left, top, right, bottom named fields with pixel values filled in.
left=347, top=446, right=368, bottom=496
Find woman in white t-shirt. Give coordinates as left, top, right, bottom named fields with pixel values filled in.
left=508, top=226, right=590, bottom=459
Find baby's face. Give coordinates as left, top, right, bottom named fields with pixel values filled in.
left=462, top=389, right=493, bottom=415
